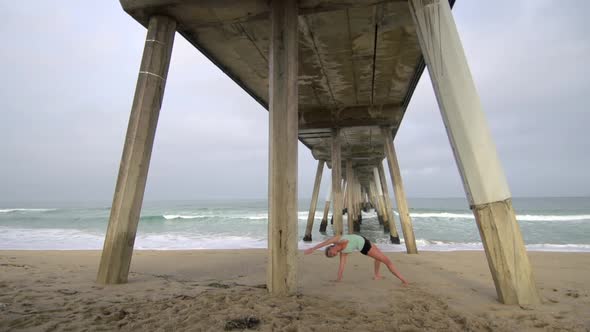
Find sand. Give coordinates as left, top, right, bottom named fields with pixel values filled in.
left=1, top=250, right=589, bottom=331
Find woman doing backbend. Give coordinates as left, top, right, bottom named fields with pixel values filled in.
left=304, top=234, right=409, bottom=285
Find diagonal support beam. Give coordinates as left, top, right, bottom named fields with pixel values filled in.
left=382, top=127, right=417, bottom=253
left=97, top=15, right=176, bottom=284
left=303, top=160, right=325, bottom=241
left=409, top=0, right=540, bottom=304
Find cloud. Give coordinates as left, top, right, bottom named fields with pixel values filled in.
left=0, top=0, right=587, bottom=202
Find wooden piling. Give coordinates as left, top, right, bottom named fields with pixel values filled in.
left=97, top=16, right=176, bottom=285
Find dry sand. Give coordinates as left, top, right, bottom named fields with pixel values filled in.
left=1, top=250, right=589, bottom=331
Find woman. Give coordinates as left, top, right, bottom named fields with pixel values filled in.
left=304, top=234, right=409, bottom=285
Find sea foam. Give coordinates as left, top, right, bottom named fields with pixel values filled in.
left=0, top=208, right=57, bottom=213
left=409, top=212, right=590, bottom=222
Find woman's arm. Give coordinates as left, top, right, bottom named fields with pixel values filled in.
left=336, top=253, right=348, bottom=281
left=303, top=235, right=341, bottom=255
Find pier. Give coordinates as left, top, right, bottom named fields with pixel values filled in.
left=98, top=0, right=540, bottom=305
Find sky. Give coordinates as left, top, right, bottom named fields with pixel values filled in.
left=0, top=0, right=588, bottom=203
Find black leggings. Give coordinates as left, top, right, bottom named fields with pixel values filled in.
left=360, top=236, right=372, bottom=255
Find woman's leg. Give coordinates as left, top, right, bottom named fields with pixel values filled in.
left=367, top=244, right=407, bottom=284
left=373, top=259, right=383, bottom=280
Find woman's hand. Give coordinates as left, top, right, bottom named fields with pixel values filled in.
left=304, top=248, right=315, bottom=255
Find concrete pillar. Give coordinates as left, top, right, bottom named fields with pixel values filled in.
left=378, top=163, right=401, bottom=244
left=372, top=170, right=390, bottom=229
left=267, top=0, right=298, bottom=296
left=319, top=188, right=331, bottom=232
left=303, top=160, right=325, bottom=241
left=345, top=160, right=355, bottom=234
left=331, top=128, right=343, bottom=235
left=409, top=0, right=540, bottom=304
left=354, top=177, right=362, bottom=227
left=361, top=187, right=369, bottom=212
left=381, top=128, right=417, bottom=254
left=342, top=180, right=348, bottom=213
left=368, top=181, right=383, bottom=225
left=97, top=16, right=176, bottom=285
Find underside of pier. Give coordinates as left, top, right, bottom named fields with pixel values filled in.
left=119, top=0, right=432, bottom=184
left=99, top=0, right=541, bottom=305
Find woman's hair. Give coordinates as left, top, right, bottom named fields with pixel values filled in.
left=325, top=244, right=336, bottom=258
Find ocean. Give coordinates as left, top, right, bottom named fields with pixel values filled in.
left=1, top=197, right=589, bottom=252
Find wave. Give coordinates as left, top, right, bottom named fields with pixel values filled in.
left=517, top=214, right=590, bottom=221
left=0, top=208, right=57, bottom=213
left=2, top=227, right=590, bottom=252
left=410, top=212, right=473, bottom=219
left=161, top=211, right=324, bottom=221
left=409, top=212, right=590, bottom=222
left=163, top=214, right=208, bottom=220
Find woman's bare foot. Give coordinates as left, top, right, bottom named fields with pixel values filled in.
left=373, top=275, right=384, bottom=280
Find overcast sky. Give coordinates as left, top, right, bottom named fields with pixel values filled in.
left=0, top=1, right=588, bottom=203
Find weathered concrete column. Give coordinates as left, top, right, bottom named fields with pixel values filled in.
left=409, top=0, right=540, bottom=304
left=368, top=181, right=383, bottom=225
left=331, top=128, right=343, bottom=235
left=345, top=160, right=355, bottom=234
left=381, top=128, right=417, bottom=254
left=372, top=171, right=390, bottom=228
left=97, top=16, right=176, bottom=285
left=319, top=188, right=331, bottom=232
left=354, top=177, right=362, bottom=227
left=267, top=0, right=298, bottom=296
left=303, top=160, right=325, bottom=241
left=378, top=163, right=401, bottom=244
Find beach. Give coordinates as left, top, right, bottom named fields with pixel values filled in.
left=1, top=250, right=589, bottom=331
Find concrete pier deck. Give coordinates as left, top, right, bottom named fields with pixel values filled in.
left=118, top=0, right=446, bottom=185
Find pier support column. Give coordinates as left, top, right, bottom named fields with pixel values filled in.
left=267, top=0, right=298, bottom=296
left=97, top=16, right=176, bottom=285
left=303, top=160, right=325, bottom=241
left=409, top=0, right=540, bottom=304
left=381, top=128, right=417, bottom=254
left=346, top=160, right=356, bottom=234
left=378, top=163, right=401, bottom=244
left=372, top=171, right=390, bottom=229
left=354, top=178, right=362, bottom=227
left=319, top=188, right=331, bottom=232
left=331, top=129, right=343, bottom=235
left=368, top=181, right=382, bottom=225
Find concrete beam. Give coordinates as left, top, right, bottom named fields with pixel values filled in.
left=267, top=0, right=299, bottom=296
left=298, top=104, right=403, bottom=130
left=97, top=15, right=176, bottom=284
left=409, top=0, right=540, bottom=304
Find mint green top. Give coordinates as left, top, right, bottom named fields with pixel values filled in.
left=340, top=234, right=365, bottom=254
